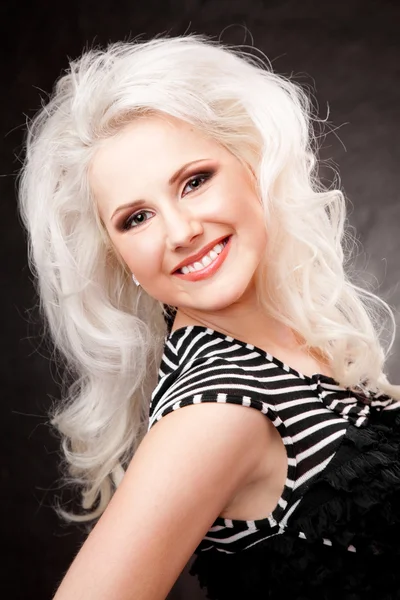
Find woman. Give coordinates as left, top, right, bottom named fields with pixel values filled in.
left=19, top=35, right=400, bottom=599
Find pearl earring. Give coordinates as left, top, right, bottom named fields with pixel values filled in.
left=131, top=273, right=140, bottom=287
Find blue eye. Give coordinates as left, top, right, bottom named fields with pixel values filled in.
left=123, top=209, right=154, bottom=230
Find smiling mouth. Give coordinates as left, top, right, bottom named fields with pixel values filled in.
left=175, top=237, right=230, bottom=274
left=173, top=236, right=231, bottom=281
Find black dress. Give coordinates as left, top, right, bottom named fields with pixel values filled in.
left=149, top=326, right=400, bottom=600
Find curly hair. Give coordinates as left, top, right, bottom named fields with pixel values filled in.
left=18, top=34, right=400, bottom=522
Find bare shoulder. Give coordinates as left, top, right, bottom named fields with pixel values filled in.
left=53, top=402, right=270, bottom=600
left=142, top=400, right=273, bottom=489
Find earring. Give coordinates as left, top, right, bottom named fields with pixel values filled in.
left=131, top=273, right=140, bottom=287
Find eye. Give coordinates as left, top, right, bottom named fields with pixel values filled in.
left=120, top=170, right=214, bottom=231
left=182, top=171, right=213, bottom=196
left=122, top=209, right=154, bottom=231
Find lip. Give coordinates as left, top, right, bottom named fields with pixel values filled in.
left=172, top=235, right=230, bottom=274
left=173, top=236, right=231, bottom=282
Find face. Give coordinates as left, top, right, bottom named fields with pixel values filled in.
left=91, top=113, right=268, bottom=321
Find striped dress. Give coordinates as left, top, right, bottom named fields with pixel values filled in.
left=148, top=326, right=400, bottom=600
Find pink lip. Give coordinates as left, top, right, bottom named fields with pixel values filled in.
left=173, top=236, right=231, bottom=282
left=172, top=234, right=229, bottom=273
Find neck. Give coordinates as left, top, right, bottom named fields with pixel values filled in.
left=172, top=302, right=300, bottom=353
left=172, top=307, right=332, bottom=378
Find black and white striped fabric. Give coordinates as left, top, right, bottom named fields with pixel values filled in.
left=148, top=325, right=394, bottom=554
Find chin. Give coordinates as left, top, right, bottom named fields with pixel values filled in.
left=197, top=285, right=252, bottom=312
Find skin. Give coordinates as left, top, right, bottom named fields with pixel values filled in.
left=92, top=112, right=302, bottom=355
left=53, top=113, right=332, bottom=600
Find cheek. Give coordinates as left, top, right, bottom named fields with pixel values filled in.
left=118, top=237, right=163, bottom=277
left=230, top=183, right=264, bottom=226
left=237, top=189, right=267, bottom=247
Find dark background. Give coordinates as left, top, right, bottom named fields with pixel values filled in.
left=2, top=1, right=399, bottom=598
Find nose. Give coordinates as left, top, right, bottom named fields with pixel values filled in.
left=164, top=205, right=204, bottom=251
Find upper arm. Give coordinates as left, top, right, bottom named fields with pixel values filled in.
left=53, top=401, right=269, bottom=600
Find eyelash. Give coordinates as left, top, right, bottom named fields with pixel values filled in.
left=121, top=171, right=214, bottom=231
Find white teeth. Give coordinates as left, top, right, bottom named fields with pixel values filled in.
left=201, top=255, right=213, bottom=268
left=178, top=237, right=229, bottom=274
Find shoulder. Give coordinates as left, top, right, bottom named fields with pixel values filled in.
left=145, top=394, right=273, bottom=495
left=145, top=350, right=277, bottom=507
left=149, top=353, right=268, bottom=430
left=52, top=397, right=271, bottom=600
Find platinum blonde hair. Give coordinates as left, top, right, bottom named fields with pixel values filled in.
left=18, top=34, right=400, bottom=522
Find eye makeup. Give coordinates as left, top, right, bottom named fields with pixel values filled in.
left=118, top=168, right=215, bottom=232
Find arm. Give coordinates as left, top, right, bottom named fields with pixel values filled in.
left=53, top=401, right=269, bottom=600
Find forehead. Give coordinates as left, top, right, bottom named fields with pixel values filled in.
left=90, top=113, right=223, bottom=214
left=92, top=114, right=222, bottom=179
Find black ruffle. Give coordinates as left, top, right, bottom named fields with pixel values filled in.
left=189, top=410, right=400, bottom=600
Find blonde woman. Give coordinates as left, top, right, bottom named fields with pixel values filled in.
left=19, top=35, right=400, bottom=600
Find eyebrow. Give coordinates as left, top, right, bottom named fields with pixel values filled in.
left=110, top=158, right=211, bottom=222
